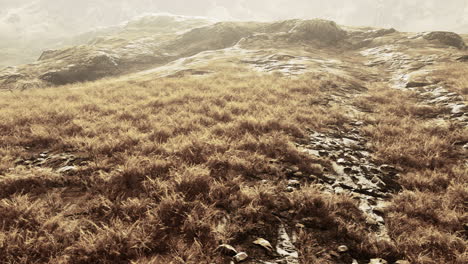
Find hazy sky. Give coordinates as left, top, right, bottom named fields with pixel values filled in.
left=1, top=0, right=467, bottom=42
left=1, top=0, right=468, bottom=30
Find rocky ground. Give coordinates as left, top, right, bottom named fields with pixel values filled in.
left=212, top=28, right=467, bottom=264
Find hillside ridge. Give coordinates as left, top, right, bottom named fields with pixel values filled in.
left=1, top=15, right=466, bottom=90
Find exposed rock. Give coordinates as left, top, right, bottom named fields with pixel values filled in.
left=406, top=81, right=431, bottom=88
left=369, top=258, right=388, bottom=264
left=166, top=69, right=212, bottom=78
left=15, top=151, right=88, bottom=171
left=361, top=43, right=468, bottom=127
left=57, top=166, right=77, bottom=174
left=423, top=31, right=466, bottom=49
left=290, top=166, right=300, bottom=172
left=264, top=19, right=301, bottom=34
left=253, top=238, right=274, bottom=252
left=39, top=53, right=120, bottom=85
left=287, top=179, right=301, bottom=188
left=295, top=223, right=305, bottom=229
left=38, top=49, right=61, bottom=61
left=168, top=22, right=259, bottom=56
left=6, top=19, right=349, bottom=89
left=240, top=53, right=310, bottom=76
left=346, top=28, right=397, bottom=49
left=0, top=67, right=25, bottom=89
left=337, top=245, right=349, bottom=253
left=216, top=244, right=238, bottom=257
left=276, top=224, right=299, bottom=264
left=293, top=171, right=303, bottom=177
left=456, top=55, right=468, bottom=62
left=299, top=128, right=401, bottom=242
left=233, top=252, right=248, bottom=263
left=289, top=19, right=347, bottom=45
left=395, top=261, right=411, bottom=264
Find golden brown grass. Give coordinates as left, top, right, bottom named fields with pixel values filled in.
left=355, top=83, right=467, bottom=264
left=0, top=71, right=391, bottom=264
left=0, top=67, right=466, bottom=263
left=431, top=63, right=468, bottom=101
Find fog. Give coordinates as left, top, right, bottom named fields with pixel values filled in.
left=1, top=0, right=467, bottom=67
left=2, top=0, right=467, bottom=32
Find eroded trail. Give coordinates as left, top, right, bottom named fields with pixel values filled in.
left=296, top=127, right=400, bottom=243
left=278, top=40, right=467, bottom=263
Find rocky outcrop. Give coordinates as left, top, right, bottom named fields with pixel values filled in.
left=423, top=31, right=466, bottom=49
left=288, top=19, right=347, bottom=44
left=2, top=19, right=349, bottom=89
left=456, top=55, right=468, bottom=62
left=38, top=49, right=61, bottom=61
left=39, top=53, right=120, bottom=85
left=166, top=22, right=261, bottom=56
left=14, top=151, right=89, bottom=174
left=262, top=19, right=348, bottom=45
left=1, top=16, right=466, bottom=90
left=346, top=28, right=397, bottom=49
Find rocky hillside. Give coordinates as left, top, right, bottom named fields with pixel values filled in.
left=0, top=14, right=467, bottom=264
left=0, top=0, right=176, bottom=67
left=2, top=14, right=467, bottom=90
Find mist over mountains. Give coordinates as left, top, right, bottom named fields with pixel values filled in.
left=2, top=0, right=467, bottom=32
left=0, top=0, right=467, bottom=67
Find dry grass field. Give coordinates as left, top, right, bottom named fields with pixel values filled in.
left=0, top=64, right=466, bottom=264
left=431, top=65, right=468, bottom=101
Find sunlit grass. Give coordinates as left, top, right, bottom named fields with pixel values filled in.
left=0, top=68, right=466, bottom=263
left=355, top=82, right=468, bottom=264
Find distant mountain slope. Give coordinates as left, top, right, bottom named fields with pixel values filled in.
left=0, top=0, right=200, bottom=67
left=1, top=0, right=467, bottom=68
left=1, top=14, right=466, bottom=91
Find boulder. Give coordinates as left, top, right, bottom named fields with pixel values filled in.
left=337, top=245, right=349, bottom=253
left=406, top=81, right=431, bottom=88
left=233, top=252, right=248, bottom=263
left=289, top=19, right=347, bottom=44
left=395, top=261, right=410, bottom=264
left=423, top=31, right=466, bottom=49
left=456, top=55, right=468, bottom=62
left=38, top=49, right=61, bottom=61
left=346, top=28, right=397, bottom=49
left=39, top=53, right=120, bottom=85
left=216, top=244, right=238, bottom=257
left=168, top=22, right=260, bottom=56
left=253, top=238, right=274, bottom=252
left=369, top=258, right=388, bottom=264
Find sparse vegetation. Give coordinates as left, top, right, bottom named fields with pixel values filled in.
left=432, top=64, right=468, bottom=101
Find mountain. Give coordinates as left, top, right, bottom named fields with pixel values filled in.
left=0, top=13, right=467, bottom=264
left=1, top=0, right=468, bottom=68
left=1, top=14, right=467, bottom=90
left=0, top=0, right=182, bottom=67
